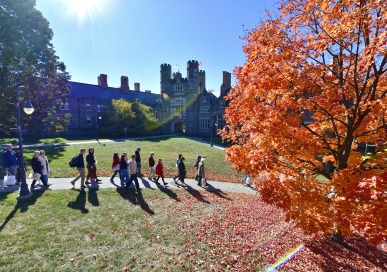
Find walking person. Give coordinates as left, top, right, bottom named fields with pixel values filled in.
left=127, top=154, right=140, bottom=191
left=197, top=157, right=206, bottom=187
left=110, top=153, right=120, bottom=182
left=86, top=148, right=101, bottom=184
left=119, top=154, right=129, bottom=187
left=194, top=155, right=204, bottom=181
left=173, top=154, right=183, bottom=182
left=135, top=147, right=143, bottom=177
left=178, top=157, right=186, bottom=184
left=38, top=150, right=51, bottom=186
left=2, top=144, right=18, bottom=176
left=31, top=150, right=49, bottom=190
left=155, top=158, right=168, bottom=186
left=148, top=152, right=156, bottom=180
left=70, top=148, right=86, bottom=189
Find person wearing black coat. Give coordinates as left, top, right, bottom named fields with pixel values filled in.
left=31, top=150, right=49, bottom=189
left=178, top=157, right=186, bottom=183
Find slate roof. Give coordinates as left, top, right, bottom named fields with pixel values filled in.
left=68, top=81, right=161, bottom=107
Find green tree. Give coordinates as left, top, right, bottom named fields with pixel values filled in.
left=100, top=99, right=159, bottom=137
left=0, top=0, right=70, bottom=136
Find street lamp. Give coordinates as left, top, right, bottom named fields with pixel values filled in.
left=210, top=114, right=217, bottom=147
left=96, top=116, right=102, bottom=140
left=16, top=86, right=34, bottom=199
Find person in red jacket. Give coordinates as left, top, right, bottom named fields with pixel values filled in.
left=110, top=152, right=120, bottom=182
left=155, top=158, right=168, bottom=186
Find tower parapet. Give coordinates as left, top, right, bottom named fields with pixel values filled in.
left=220, top=71, right=231, bottom=95
left=187, top=60, right=199, bottom=80
left=160, top=63, right=172, bottom=83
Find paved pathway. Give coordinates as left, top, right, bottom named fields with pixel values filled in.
left=1, top=136, right=250, bottom=195
left=0, top=177, right=257, bottom=195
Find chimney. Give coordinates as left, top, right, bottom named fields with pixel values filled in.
left=120, top=76, right=129, bottom=93
left=134, top=82, right=140, bottom=91
left=220, top=71, right=231, bottom=95
left=98, top=74, right=108, bottom=89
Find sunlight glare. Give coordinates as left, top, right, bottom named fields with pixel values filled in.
left=65, top=0, right=110, bottom=24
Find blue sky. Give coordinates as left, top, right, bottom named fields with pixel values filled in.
left=36, top=0, right=277, bottom=96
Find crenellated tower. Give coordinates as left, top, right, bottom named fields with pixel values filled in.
left=160, top=63, right=172, bottom=84
left=187, top=60, right=199, bottom=80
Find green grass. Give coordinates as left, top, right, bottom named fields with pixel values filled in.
left=1, top=137, right=242, bottom=182
left=0, top=188, right=245, bottom=271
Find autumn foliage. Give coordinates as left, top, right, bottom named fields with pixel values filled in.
left=221, top=0, right=387, bottom=244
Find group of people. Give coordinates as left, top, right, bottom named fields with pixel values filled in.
left=2, top=144, right=52, bottom=190
left=2, top=143, right=208, bottom=191
left=69, top=147, right=208, bottom=190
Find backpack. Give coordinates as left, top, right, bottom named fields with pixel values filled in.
left=69, top=155, right=78, bottom=168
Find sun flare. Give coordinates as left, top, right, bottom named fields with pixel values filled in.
left=64, top=0, right=110, bottom=24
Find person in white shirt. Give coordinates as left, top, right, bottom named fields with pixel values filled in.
left=38, top=150, right=51, bottom=187
left=127, top=155, right=140, bottom=191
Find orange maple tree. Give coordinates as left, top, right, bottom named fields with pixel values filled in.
left=221, top=0, right=387, bottom=244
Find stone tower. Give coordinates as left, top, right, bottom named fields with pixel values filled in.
left=187, top=60, right=199, bottom=80
left=160, top=64, right=172, bottom=93
left=220, top=71, right=231, bottom=96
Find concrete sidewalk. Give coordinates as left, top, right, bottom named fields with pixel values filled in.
left=0, top=177, right=257, bottom=195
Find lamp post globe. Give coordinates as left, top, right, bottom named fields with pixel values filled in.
left=16, top=86, right=34, bottom=199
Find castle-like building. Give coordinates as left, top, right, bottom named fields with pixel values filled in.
left=159, top=60, right=231, bottom=135
left=57, top=60, right=231, bottom=137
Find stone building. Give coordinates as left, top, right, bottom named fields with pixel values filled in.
left=55, top=60, right=231, bottom=137
left=159, top=60, right=231, bottom=136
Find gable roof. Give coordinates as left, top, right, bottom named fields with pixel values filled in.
left=68, top=81, right=161, bottom=106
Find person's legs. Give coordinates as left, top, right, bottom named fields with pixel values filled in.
left=133, top=175, right=140, bottom=190
left=40, top=174, right=48, bottom=187
left=7, top=165, right=17, bottom=176
left=79, top=167, right=86, bottom=187
left=198, top=176, right=202, bottom=186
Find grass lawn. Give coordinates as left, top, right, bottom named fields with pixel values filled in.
left=1, top=137, right=242, bottom=182
left=1, top=188, right=385, bottom=272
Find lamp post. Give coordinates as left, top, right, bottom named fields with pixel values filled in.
left=96, top=116, right=102, bottom=140
left=210, top=113, right=217, bottom=147
left=16, top=86, right=34, bottom=199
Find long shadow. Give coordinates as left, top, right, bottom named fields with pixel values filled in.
left=155, top=182, right=181, bottom=202
left=0, top=190, right=45, bottom=233
left=306, top=237, right=387, bottom=271
left=180, top=184, right=210, bottom=203
left=67, top=189, right=89, bottom=213
left=88, top=188, right=99, bottom=206
left=116, top=187, right=154, bottom=215
left=138, top=177, right=156, bottom=190
left=205, top=184, right=232, bottom=200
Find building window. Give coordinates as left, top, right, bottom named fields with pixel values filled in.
left=86, top=116, right=91, bottom=125
left=97, top=105, right=104, bottom=112
left=174, top=85, right=183, bottom=91
left=217, top=116, right=226, bottom=129
left=219, top=101, right=225, bottom=108
left=200, top=118, right=210, bottom=129
left=60, top=102, right=69, bottom=110
left=86, top=104, right=91, bottom=111
left=174, top=98, right=184, bottom=104
left=200, top=107, right=210, bottom=113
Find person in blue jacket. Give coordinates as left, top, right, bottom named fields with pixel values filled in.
left=2, top=144, right=18, bottom=176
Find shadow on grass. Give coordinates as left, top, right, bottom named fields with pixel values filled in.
left=154, top=181, right=181, bottom=202
left=205, top=184, right=232, bottom=200
left=0, top=190, right=45, bottom=233
left=180, top=184, right=210, bottom=203
left=116, top=187, right=154, bottom=215
left=306, top=237, right=387, bottom=271
left=88, top=188, right=99, bottom=206
left=67, top=189, right=89, bottom=213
